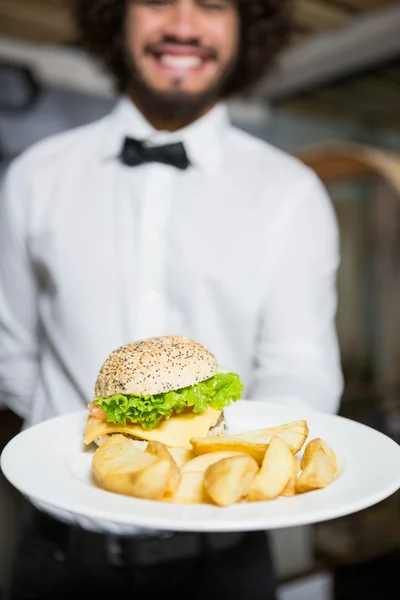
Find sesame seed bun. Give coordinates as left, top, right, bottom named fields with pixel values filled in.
left=94, top=335, right=219, bottom=398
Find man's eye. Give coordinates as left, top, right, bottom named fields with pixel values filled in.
left=141, top=0, right=170, bottom=6
left=201, top=0, right=230, bottom=11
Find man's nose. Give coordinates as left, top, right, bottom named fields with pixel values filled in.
left=164, top=1, right=199, bottom=41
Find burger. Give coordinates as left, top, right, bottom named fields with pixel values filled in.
left=83, top=335, right=243, bottom=450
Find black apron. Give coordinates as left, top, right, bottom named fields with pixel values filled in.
left=10, top=501, right=277, bottom=600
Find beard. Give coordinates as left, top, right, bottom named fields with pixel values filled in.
left=123, top=45, right=238, bottom=121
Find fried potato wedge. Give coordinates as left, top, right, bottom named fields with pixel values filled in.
left=280, top=475, right=297, bottom=497
left=164, top=471, right=209, bottom=504
left=296, top=447, right=335, bottom=494
left=231, top=420, right=309, bottom=454
left=146, top=441, right=181, bottom=494
left=280, top=455, right=301, bottom=497
left=182, top=451, right=246, bottom=474
left=127, top=458, right=172, bottom=500
left=167, top=447, right=196, bottom=468
left=301, top=438, right=337, bottom=474
left=190, top=420, right=308, bottom=465
left=190, top=437, right=269, bottom=465
left=131, top=440, right=149, bottom=451
left=91, top=420, right=338, bottom=506
left=293, top=455, right=301, bottom=474
left=204, top=455, right=259, bottom=507
left=248, top=436, right=296, bottom=502
left=92, top=434, right=172, bottom=499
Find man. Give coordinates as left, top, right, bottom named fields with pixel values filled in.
left=0, top=0, right=344, bottom=598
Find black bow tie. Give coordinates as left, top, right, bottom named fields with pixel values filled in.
left=120, top=136, right=190, bottom=170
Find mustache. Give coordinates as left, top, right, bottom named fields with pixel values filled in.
left=144, top=37, right=218, bottom=61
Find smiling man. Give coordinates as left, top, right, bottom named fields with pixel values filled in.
left=124, top=0, right=239, bottom=120
left=0, top=0, right=344, bottom=599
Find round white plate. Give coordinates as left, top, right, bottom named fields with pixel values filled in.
left=2, top=401, right=400, bottom=534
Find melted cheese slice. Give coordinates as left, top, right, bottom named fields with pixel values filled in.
left=83, top=407, right=222, bottom=450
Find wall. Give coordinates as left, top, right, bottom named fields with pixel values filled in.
left=2, top=85, right=400, bottom=163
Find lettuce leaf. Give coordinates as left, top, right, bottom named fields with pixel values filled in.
left=94, top=372, right=243, bottom=430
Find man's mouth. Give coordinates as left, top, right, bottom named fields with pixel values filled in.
left=146, top=44, right=216, bottom=74
left=159, top=54, right=203, bottom=70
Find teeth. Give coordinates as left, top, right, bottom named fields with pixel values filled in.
left=160, top=55, right=202, bottom=69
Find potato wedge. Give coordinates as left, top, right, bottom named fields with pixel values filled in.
left=190, top=437, right=269, bottom=465
left=92, top=434, right=165, bottom=498
left=131, top=440, right=149, bottom=451
left=248, top=436, right=295, bottom=502
left=167, top=447, right=196, bottom=468
left=204, top=455, right=259, bottom=507
left=293, top=455, right=301, bottom=474
left=280, top=455, right=301, bottom=497
left=190, top=420, right=308, bottom=464
left=296, top=447, right=335, bottom=493
left=129, top=458, right=173, bottom=500
left=231, top=420, right=309, bottom=454
left=301, top=438, right=337, bottom=474
left=146, top=441, right=181, bottom=494
left=280, top=475, right=297, bottom=497
left=164, top=471, right=209, bottom=504
left=182, top=451, right=246, bottom=474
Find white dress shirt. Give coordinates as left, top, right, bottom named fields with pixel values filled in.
left=0, top=98, right=343, bottom=428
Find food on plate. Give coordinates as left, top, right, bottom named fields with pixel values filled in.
left=280, top=455, right=302, bottom=497
left=181, top=451, right=246, bottom=473
left=280, top=475, right=297, bottom=497
left=296, top=444, right=336, bottom=493
left=230, top=420, right=309, bottom=454
left=85, top=408, right=222, bottom=452
left=166, top=446, right=196, bottom=468
left=88, top=336, right=339, bottom=507
left=189, top=437, right=269, bottom=465
left=301, top=438, right=337, bottom=474
left=84, top=335, right=243, bottom=450
left=293, top=455, right=301, bottom=474
left=92, top=434, right=172, bottom=499
left=204, top=454, right=259, bottom=507
left=165, top=471, right=210, bottom=504
left=189, top=420, right=308, bottom=465
left=146, top=441, right=181, bottom=494
left=247, top=436, right=296, bottom=501
left=91, top=416, right=340, bottom=506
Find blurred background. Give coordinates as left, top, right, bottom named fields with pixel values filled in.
left=0, top=1, right=399, bottom=599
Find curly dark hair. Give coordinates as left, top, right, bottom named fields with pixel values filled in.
left=73, top=0, right=292, bottom=97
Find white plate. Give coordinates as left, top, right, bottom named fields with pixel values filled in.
left=2, top=401, right=400, bottom=534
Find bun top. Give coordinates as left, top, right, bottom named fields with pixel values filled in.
left=94, top=335, right=219, bottom=398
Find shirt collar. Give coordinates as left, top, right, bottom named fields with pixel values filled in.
left=99, top=96, right=229, bottom=174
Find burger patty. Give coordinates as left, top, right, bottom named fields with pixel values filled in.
left=208, top=411, right=228, bottom=436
